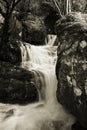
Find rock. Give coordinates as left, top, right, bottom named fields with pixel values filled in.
left=55, top=12, right=87, bottom=128
left=22, top=13, right=47, bottom=45
left=17, top=0, right=59, bottom=36
left=0, top=40, right=22, bottom=64
left=55, top=12, right=87, bottom=41
left=72, top=0, right=87, bottom=13
left=0, top=61, right=39, bottom=104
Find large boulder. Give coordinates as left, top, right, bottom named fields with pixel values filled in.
left=22, top=13, right=47, bottom=45
left=55, top=12, right=87, bottom=128
left=0, top=61, right=39, bottom=104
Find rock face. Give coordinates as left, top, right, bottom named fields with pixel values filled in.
left=22, top=14, right=47, bottom=45
left=0, top=61, right=39, bottom=104
left=55, top=12, right=87, bottom=128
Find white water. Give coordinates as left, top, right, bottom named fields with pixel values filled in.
left=20, top=42, right=57, bottom=65
left=45, top=35, right=57, bottom=46
left=0, top=39, right=76, bottom=130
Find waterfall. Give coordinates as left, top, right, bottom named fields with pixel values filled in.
left=45, top=35, right=57, bottom=46
left=0, top=40, right=76, bottom=130
left=20, top=42, right=57, bottom=65
left=20, top=41, right=58, bottom=101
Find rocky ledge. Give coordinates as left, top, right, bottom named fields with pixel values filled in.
left=0, top=61, right=39, bottom=104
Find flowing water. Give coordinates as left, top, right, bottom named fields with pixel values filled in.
left=0, top=38, right=76, bottom=130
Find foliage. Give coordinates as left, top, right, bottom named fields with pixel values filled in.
left=0, top=0, right=22, bottom=45
left=16, top=0, right=30, bottom=12
left=0, top=0, right=21, bottom=17
left=0, top=0, right=22, bottom=63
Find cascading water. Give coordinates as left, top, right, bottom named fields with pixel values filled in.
left=0, top=37, right=76, bottom=130
left=45, top=35, right=57, bottom=46
left=20, top=42, right=57, bottom=65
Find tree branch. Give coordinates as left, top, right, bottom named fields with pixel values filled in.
left=12, top=0, right=21, bottom=9
left=9, top=0, right=21, bottom=15
left=53, top=0, right=63, bottom=18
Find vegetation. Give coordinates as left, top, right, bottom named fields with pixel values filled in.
left=0, top=0, right=21, bottom=48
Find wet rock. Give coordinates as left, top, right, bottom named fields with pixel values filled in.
left=22, top=13, right=47, bottom=45
left=55, top=12, right=87, bottom=128
left=0, top=61, right=39, bottom=104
